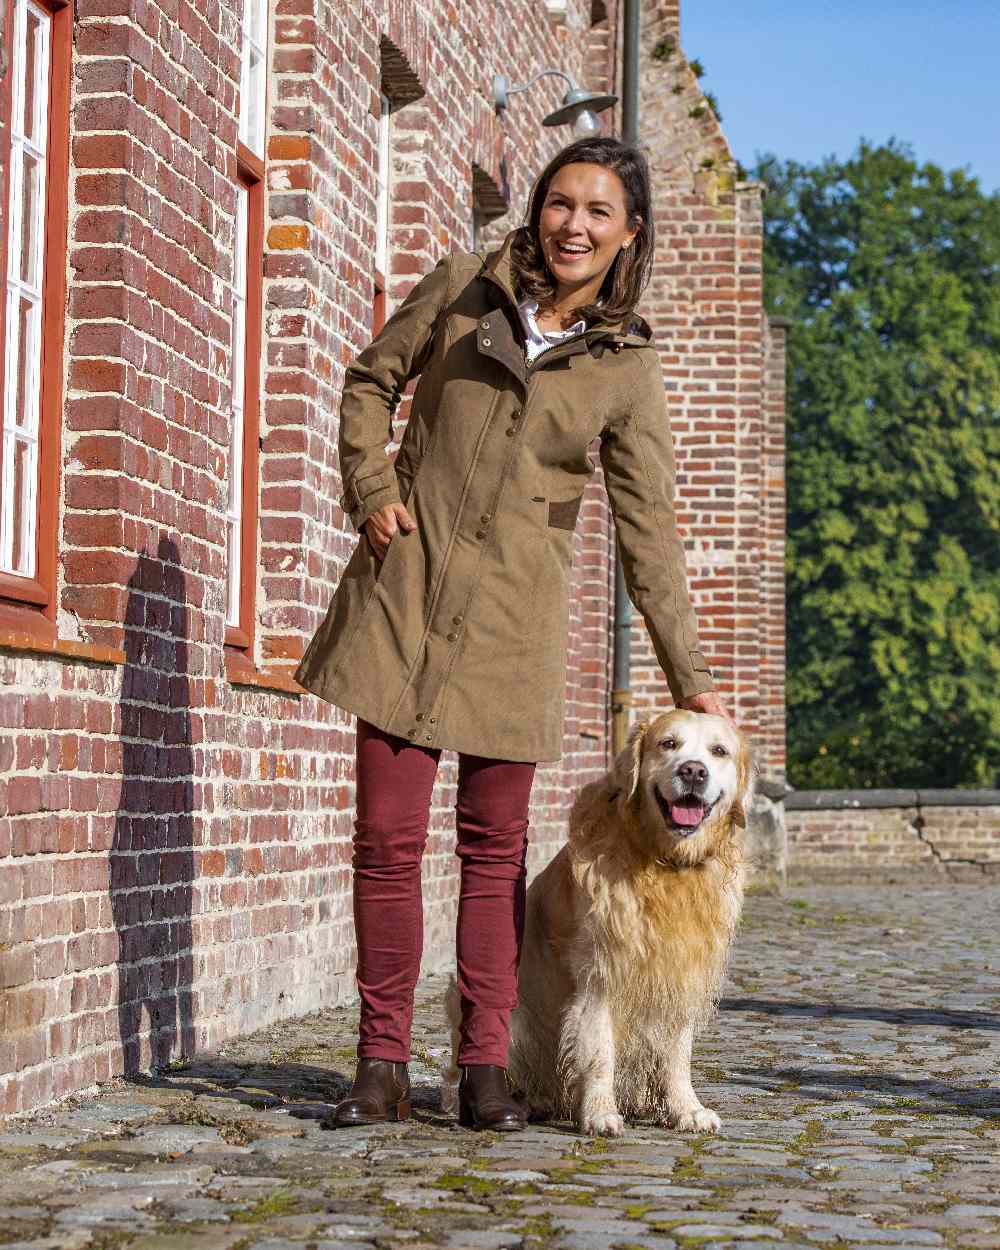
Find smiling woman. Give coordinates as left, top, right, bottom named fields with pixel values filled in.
left=294, top=135, right=728, bottom=1134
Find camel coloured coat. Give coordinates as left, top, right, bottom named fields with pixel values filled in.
left=294, top=229, right=716, bottom=762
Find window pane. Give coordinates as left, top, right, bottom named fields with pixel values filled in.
left=19, top=152, right=42, bottom=289
left=225, top=187, right=249, bottom=628
left=23, top=9, right=40, bottom=140
left=15, top=295, right=37, bottom=429
left=238, top=0, right=268, bottom=156
left=11, top=436, right=36, bottom=575
left=248, top=46, right=263, bottom=153
left=238, top=31, right=250, bottom=149
left=375, top=94, right=390, bottom=275
left=226, top=517, right=240, bottom=624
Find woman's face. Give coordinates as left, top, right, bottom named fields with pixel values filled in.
left=537, top=162, right=640, bottom=301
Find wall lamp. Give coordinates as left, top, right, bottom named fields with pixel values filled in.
left=493, top=69, right=617, bottom=140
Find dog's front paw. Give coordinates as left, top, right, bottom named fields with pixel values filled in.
left=579, top=1106, right=626, bottom=1137
left=666, top=1104, right=721, bottom=1134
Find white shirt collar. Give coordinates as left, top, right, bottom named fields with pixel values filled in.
left=517, top=298, right=587, bottom=363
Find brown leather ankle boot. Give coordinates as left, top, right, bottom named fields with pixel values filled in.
left=457, top=1064, right=526, bottom=1131
left=326, top=1058, right=411, bottom=1127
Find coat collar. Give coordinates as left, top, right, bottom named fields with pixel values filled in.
left=480, top=229, right=653, bottom=347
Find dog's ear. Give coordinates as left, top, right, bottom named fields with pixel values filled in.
left=730, top=739, right=759, bottom=829
left=611, top=718, right=651, bottom=805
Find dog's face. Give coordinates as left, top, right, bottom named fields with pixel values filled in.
left=614, top=710, right=753, bottom=865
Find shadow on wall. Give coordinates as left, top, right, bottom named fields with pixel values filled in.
left=110, top=536, right=196, bottom=1072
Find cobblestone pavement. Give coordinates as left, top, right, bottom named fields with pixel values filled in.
left=2, top=885, right=998, bottom=1250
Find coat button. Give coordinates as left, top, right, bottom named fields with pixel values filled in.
left=482, top=337, right=492, bottom=347
left=415, top=712, right=424, bottom=721
left=505, top=427, right=516, bottom=436
left=447, top=632, right=458, bottom=642
left=481, top=320, right=490, bottom=329
left=429, top=717, right=436, bottom=724
left=424, top=734, right=432, bottom=742
left=452, top=614, right=464, bottom=625
left=475, top=529, right=486, bottom=539
left=479, top=514, right=491, bottom=523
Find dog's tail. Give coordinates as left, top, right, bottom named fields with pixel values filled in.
left=439, top=974, right=462, bottom=1114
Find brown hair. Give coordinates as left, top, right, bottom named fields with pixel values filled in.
left=510, top=136, right=654, bottom=327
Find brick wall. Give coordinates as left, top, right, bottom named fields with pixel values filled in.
left=787, top=791, right=1000, bottom=882
left=0, top=0, right=778, bottom=1114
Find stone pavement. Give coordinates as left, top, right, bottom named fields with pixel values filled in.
left=2, top=885, right=998, bottom=1250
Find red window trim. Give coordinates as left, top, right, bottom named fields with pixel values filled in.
left=223, top=142, right=264, bottom=667
left=0, top=0, right=71, bottom=645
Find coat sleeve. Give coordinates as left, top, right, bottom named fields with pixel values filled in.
left=599, top=354, right=716, bottom=705
left=338, top=254, right=455, bottom=532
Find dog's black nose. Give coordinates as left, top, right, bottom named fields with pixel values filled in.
left=678, top=760, right=708, bottom=788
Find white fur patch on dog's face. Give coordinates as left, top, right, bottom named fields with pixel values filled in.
left=638, top=711, right=745, bottom=849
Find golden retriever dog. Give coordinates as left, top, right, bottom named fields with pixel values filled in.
left=444, top=709, right=753, bottom=1136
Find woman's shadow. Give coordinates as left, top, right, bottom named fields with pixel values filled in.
left=110, top=536, right=196, bottom=1073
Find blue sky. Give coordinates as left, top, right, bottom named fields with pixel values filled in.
left=681, top=1, right=1000, bottom=195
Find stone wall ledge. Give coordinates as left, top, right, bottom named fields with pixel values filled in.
left=786, top=788, right=1000, bottom=811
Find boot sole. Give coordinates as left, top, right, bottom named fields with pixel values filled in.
left=328, top=1096, right=411, bottom=1128
left=458, top=1101, right=525, bottom=1132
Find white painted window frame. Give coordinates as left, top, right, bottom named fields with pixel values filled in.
left=238, top=0, right=268, bottom=156
left=375, top=92, right=391, bottom=280
left=225, top=186, right=248, bottom=629
left=1, top=0, right=51, bottom=577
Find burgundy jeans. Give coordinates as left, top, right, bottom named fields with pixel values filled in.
left=351, top=718, right=536, bottom=1067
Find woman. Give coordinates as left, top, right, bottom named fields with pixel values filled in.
left=294, top=136, right=731, bottom=1131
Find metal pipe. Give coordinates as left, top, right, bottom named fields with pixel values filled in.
left=611, top=0, right=641, bottom=757
left=621, top=0, right=641, bottom=146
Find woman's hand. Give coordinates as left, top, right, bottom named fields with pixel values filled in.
left=364, top=502, right=417, bottom=560
left=679, top=690, right=736, bottom=729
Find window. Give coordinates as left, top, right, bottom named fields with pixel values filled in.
left=224, top=0, right=267, bottom=669
left=226, top=185, right=248, bottom=631
left=373, top=92, right=391, bottom=334
left=0, top=0, right=70, bottom=636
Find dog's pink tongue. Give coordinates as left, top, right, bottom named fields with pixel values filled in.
left=670, top=801, right=705, bottom=828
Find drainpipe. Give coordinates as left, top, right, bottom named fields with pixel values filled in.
left=610, top=0, right=641, bottom=758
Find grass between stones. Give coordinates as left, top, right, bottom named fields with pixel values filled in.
left=230, top=1188, right=309, bottom=1223
left=431, top=1170, right=506, bottom=1197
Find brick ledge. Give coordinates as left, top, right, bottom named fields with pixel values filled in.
left=0, top=629, right=125, bottom=665
left=224, top=655, right=303, bottom=695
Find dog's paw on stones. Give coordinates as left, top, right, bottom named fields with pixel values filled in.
left=579, top=1107, right=626, bottom=1137
left=666, top=1104, right=721, bottom=1134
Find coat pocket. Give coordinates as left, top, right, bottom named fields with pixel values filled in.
left=547, top=494, right=583, bottom=532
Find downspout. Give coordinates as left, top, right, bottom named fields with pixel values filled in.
left=611, top=0, right=641, bottom=757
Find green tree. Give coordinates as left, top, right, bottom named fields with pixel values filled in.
left=753, top=139, right=1000, bottom=788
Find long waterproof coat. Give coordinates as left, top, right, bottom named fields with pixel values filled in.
left=294, top=229, right=715, bottom=763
